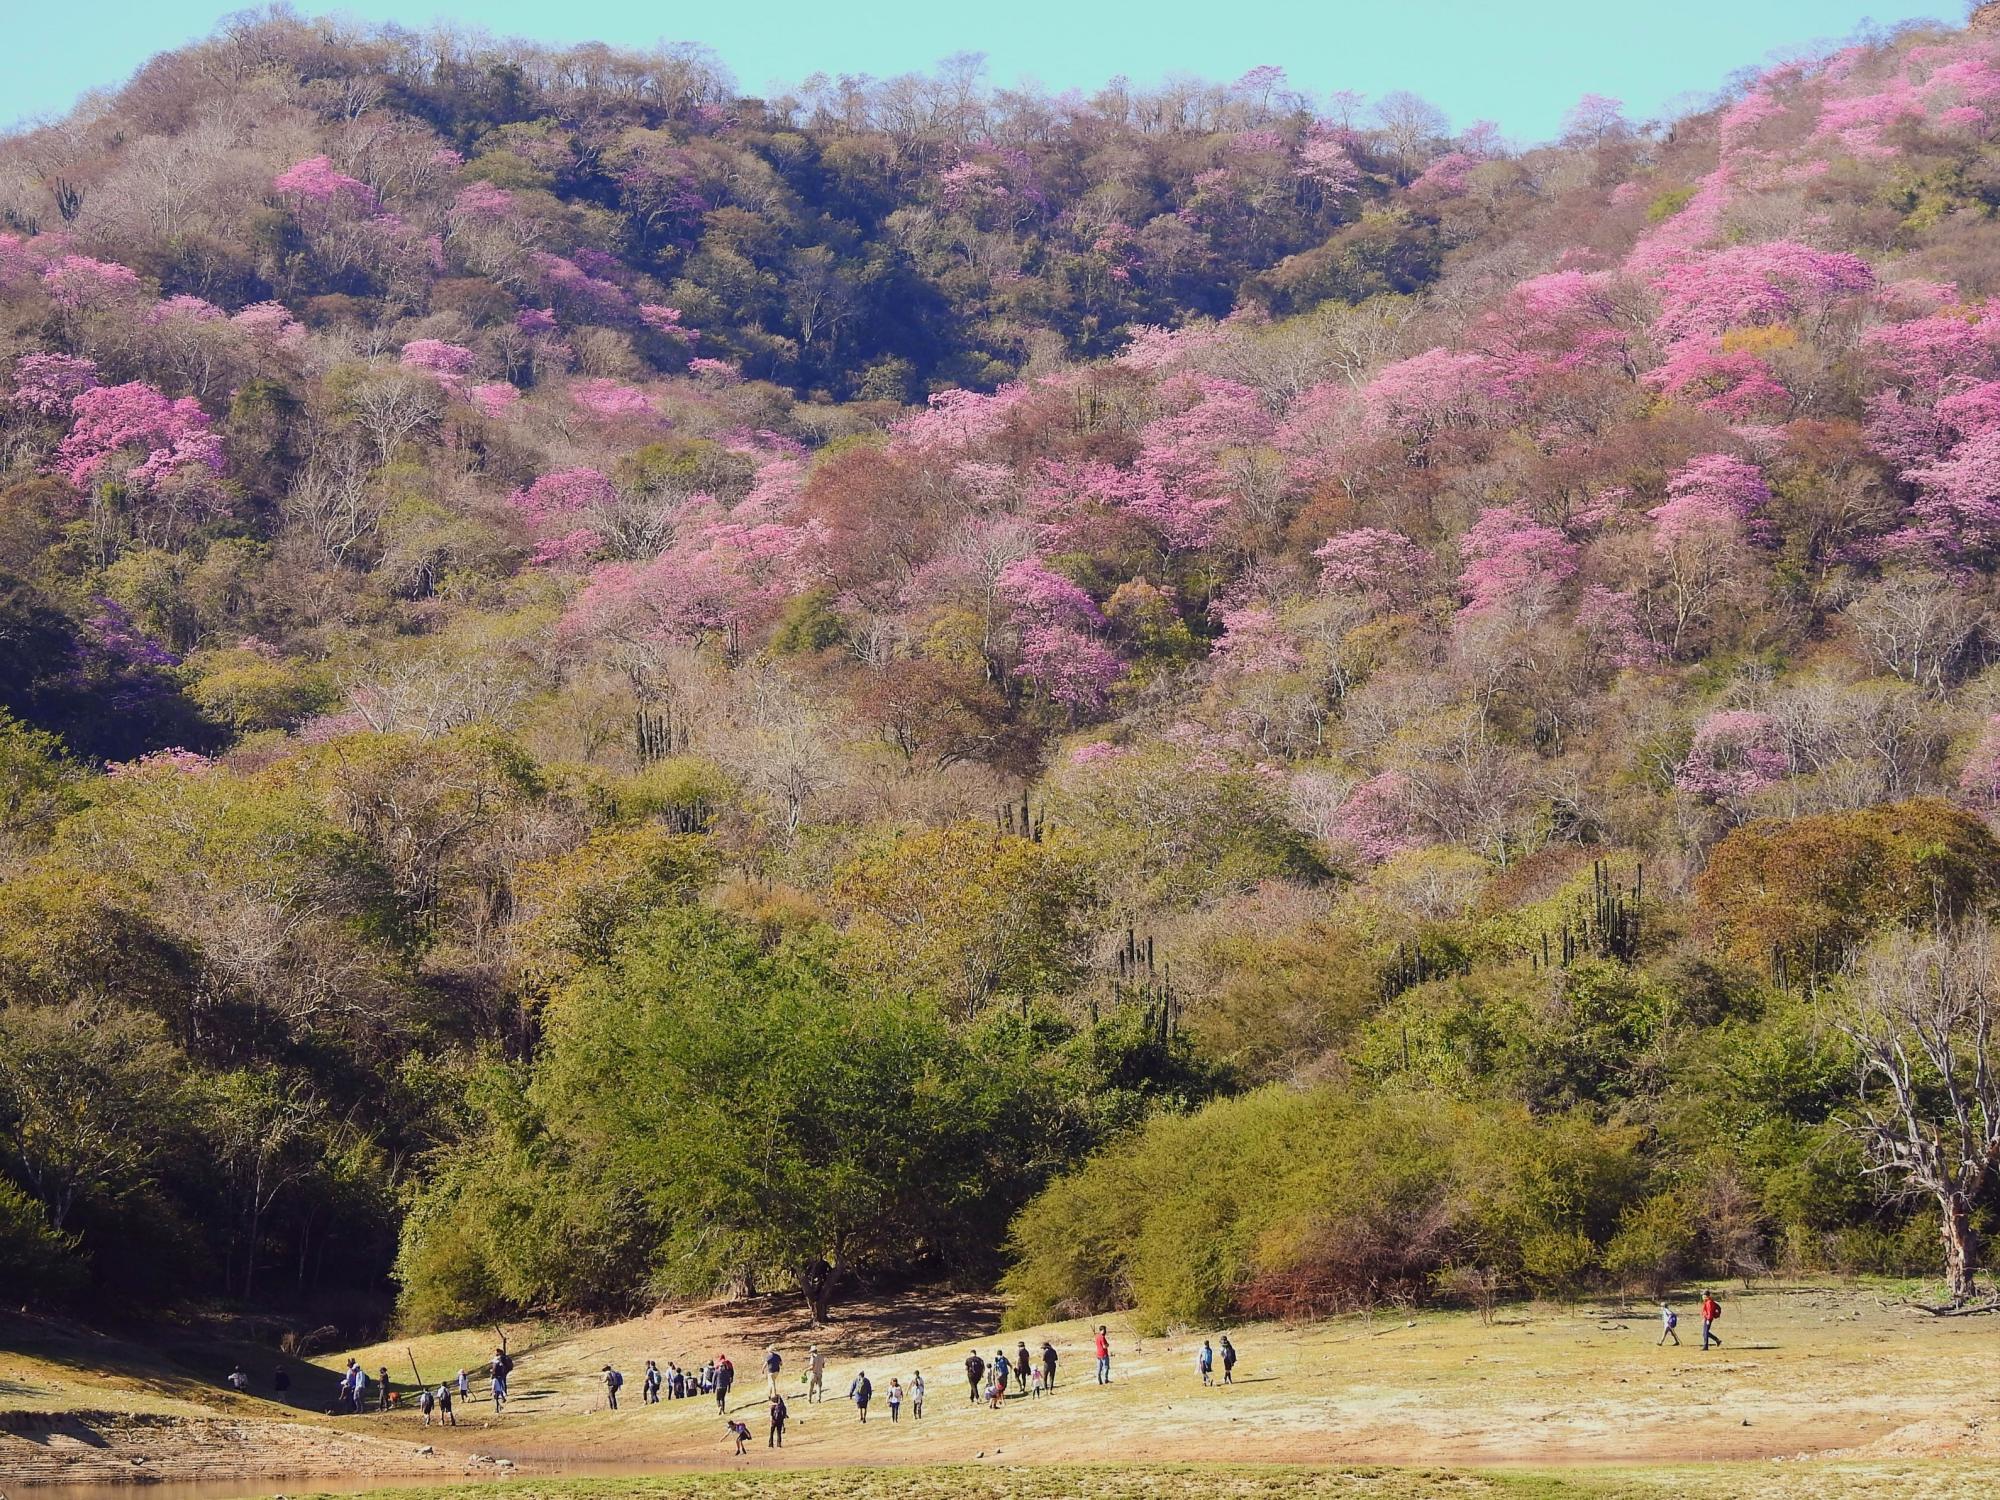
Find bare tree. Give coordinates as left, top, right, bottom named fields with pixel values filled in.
left=1839, top=924, right=2000, bottom=1306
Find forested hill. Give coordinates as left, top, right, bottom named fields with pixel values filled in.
left=8, top=7, right=2000, bottom=1331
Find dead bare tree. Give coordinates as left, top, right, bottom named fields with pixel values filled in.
left=1838, top=924, right=2000, bottom=1307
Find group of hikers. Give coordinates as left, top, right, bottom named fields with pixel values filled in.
left=286, top=1325, right=1256, bottom=1449
left=303, top=1345, right=513, bottom=1420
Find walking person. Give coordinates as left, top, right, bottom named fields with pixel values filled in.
left=807, top=1345, right=826, bottom=1403
left=490, top=1347, right=513, bottom=1409
left=456, top=1368, right=470, bottom=1406
left=420, top=1386, right=436, bottom=1426
left=849, top=1370, right=873, bottom=1422
left=1699, top=1291, right=1723, bottom=1351
left=715, top=1354, right=734, bottom=1412
left=886, top=1376, right=904, bottom=1421
left=273, top=1366, right=290, bottom=1401
left=1198, top=1340, right=1214, bottom=1386
left=993, top=1349, right=1010, bottom=1400
left=965, top=1349, right=985, bottom=1403
left=768, top=1392, right=788, bottom=1448
left=1014, top=1341, right=1031, bottom=1395
left=763, top=1346, right=783, bottom=1399
left=910, top=1370, right=925, bottom=1420
left=1220, top=1334, right=1237, bottom=1384
left=379, top=1366, right=392, bottom=1413
left=1658, top=1301, right=1680, bottom=1347
left=1041, top=1340, right=1057, bottom=1391
left=643, top=1360, right=661, bottom=1403
left=1094, top=1325, right=1112, bottom=1385
left=1029, top=1365, right=1044, bottom=1398
left=601, top=1365, right=624, bottom=1410
left=437, top=1382, right=456, bottom=1427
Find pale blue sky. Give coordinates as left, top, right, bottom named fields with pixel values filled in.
left=3, top=1, right=1964, bottom=139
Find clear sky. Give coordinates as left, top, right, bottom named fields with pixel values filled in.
left=1, top=1, right=1964, bottom=139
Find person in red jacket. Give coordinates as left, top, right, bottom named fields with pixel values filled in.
left=1093, top=1325, right=1111, bottom=1385
left=1699, top=1291, right=1723, bottom=1350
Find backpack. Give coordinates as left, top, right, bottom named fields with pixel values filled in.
left=1665, top=1310, right=1678, bottom=1328
left=1708, top=1300, right=1722, bottom=1321
left=608, top=1370, right=623, bottom=1389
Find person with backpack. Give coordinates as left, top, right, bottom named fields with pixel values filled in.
left=768, top=1392, right=788, bottom=1447
left=993, top=1349, right=1010, bottom=1398
left=1658, top=1301, right=1680, bottom=1347
left=436, top=1382, right=456, bottom=1427
left=1700, top=1291, right=1723, bottom=1350
left=965, top=1349, right=985, bottom=1402
left=1197, top=1340, right=1214, bottom=1386
left=1094, top=1325, right=1112, bottom=1385
left=763, top=1346, right=783, bottom=1398
left=419, top=1386, right=436, bottom=1426
left=226, top=1366, right=248, bottom=1392
left=1041, top=1340, right=1058, bottom=1391
left=910, top=1370, right=925, bottom=1419
left=849, top=1369, right=873, bottom=1422
left=601, top=1365, right=624, bottom=1410
left=714, top=1354, right=734, bottom=1412
left=1219, top=1334, right=1237, bottom=1384
left=727, top=1417, right=752, bottom=1455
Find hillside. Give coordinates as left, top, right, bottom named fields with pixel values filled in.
left=8, top=1, right=2000, bottom=1356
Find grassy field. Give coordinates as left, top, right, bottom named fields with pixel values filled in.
left=8, top=1284, right=2000, bottom=1496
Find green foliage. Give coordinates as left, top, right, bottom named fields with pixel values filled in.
left=836, top=824, right=1102, bottom=1018
left=1003, top=1086, right=1646, bottom=1332
left=399, top=908, right=1078, bottom=1327
left=1696, top=800, right=2000, bottom=977
left=0, top=1176, right=82, bottom=1294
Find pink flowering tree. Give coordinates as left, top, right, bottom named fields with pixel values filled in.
left=569, top=377, right=656, bottom=423
left=469, top=382, right=520, bottom=418
left=10, top=352, right=99, bottom=415
left=40, top=255, right=144, bottom=312
left=230, top=301, right=306, bottom=344
left=1650, top=241, right=1875, bottom=346
left=1016, top=625, right=1125, bottom=719
left=399, top=339, right=476, bottom=387
left=54, top=382, right=225, bottom=494
left=509, top=466, right=616, bottom=554
left=1211, top=604, right=1304, bottom=675
left=1676, top=709, right=1788, bottom=805
left=1644, top=339, right=1790, bottom=419
left=1457, top=507, right=1580, bottom=619
left=1643, top=453, right=1770, bottom=657
left=1330, top=770, right=1415, bottom=863
left=1313, top=527, right=1431, bottom=610
left=996, top=556, right=1104, bottom=629
left=638, top=304, right=699, bottom=342
left=1649, top=453, right=1772, bottom=548
left=273, top=156, right=378, bottom=213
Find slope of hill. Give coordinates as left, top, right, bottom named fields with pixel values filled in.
left=6, top=5, right=2000, bottom=1347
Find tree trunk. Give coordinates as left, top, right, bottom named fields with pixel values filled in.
left=1943, top=1191, right=1981, bottom=1306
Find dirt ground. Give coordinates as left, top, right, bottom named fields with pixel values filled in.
left=6, top=1284, right=2000, bottom=1491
